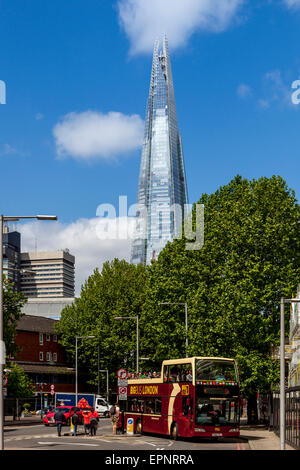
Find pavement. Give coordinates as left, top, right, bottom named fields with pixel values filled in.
left=240, top=424, right=295, bottom=450
left=4, top=414, right=43, bottom=426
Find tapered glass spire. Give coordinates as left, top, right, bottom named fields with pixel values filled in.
left=131, top=36, right=188, bottom=265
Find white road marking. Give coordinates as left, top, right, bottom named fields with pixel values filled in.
left=166, top=440, right=174, bottom=447
left=138, top=440, right=157, bottom=447
left=5, top=434, right=56, bottom=441
left=38, top=441, right=100, bottom=447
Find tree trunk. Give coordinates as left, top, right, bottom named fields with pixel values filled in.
left=247, top=394, right=258, bottom=424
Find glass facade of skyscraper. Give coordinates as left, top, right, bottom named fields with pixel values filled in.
left=131, top=37, right=188, bottom=265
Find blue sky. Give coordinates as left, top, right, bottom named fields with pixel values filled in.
left=1, top=0, right=300, bottom=292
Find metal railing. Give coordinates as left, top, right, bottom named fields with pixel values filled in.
left=4, top=397, right=45, bottom=421
left=272, top=386, right=300, bottom=450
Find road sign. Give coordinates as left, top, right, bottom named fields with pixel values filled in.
left=50, top=384, right=55, bottom=390
left=118, top=386, right=127, bottom=400
left=117, top=368, right=128, bottom=380
left=3, top=374, right=8, bottom=388
left=50, top=390, right=55, bottom=396
left=118, top=378, right=128, bottom=387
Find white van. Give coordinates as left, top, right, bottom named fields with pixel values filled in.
left=95, top=396, right=111, bottom=417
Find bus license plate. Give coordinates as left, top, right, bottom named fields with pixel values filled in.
left=212, top=433, right=222, bottom=436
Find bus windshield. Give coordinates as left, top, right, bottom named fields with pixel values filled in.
left=196, top=359, right=237, bottom=382
left=195, top=397, right=239, bottom=426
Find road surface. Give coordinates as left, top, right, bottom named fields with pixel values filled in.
left=4, top=419, right=249, bottom=451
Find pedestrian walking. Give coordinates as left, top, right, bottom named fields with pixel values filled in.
left=89, top=407, right=99, bottom=436
left=71, top=410, right=79, bottom=436
left=54, top=408, right=65, bottom=437
left=82, top=409, right=90, bottom=435
left=110, top=403, right=120, bottom=436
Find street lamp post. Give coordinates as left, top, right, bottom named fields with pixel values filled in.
left=114, top=316, right=139, bottom=374
left=279, top=297, right=300, bottom=451
left=159, top=302, right=188, bottom=357
left=37, top=382, right=47, bottom=418
left=99, top=370, right=109, bottom=401
left=0, top=214, right=57, bottom=451
left=75, top=335, right=95, bottom=406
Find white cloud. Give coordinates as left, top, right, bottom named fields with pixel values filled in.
left=0, top=143, right=16, bottom=156
left=18, top=217, right=136, bottom=296
left=259, top=70, right=295, bottom=109
left=118, top=0, right=244, bottom=55
left=237, top=83, right=252, bottom=98
left=0, top=143, right=26, bottom=157
left=258, top=99, right=270, bottom=109
left=53, top=110, right=144, bottom=162
left=283, top=0, right=300, bottom=8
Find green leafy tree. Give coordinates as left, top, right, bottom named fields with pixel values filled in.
left=3, top=277, right=26, bottom=358
left=5, top=363, right=35, bottom=420
left=6, top=363, right=35, bottom=398
left=56, top=176, right=299, bottom=423
left=56, top=259, right=148, bottom=393
left=141, top=175, right=300, bottom=422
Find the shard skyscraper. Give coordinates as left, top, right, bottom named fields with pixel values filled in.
left=131, top=36, right=188, bottom=265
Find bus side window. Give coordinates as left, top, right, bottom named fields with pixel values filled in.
left=170, top=367, right=179, bottom=382
left=182, top=396, right=192, bottom=416
left=155, top=398, right=162, bottom=415
left=138, top=400, right=144, bottom=413
left=129, top=399, right=138, bottom=412
left=145, top=400, right=155, bottom=414
left=163, top=365, right=169, bottom=382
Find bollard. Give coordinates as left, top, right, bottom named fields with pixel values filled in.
left=127, top=417, right=134, bottom=436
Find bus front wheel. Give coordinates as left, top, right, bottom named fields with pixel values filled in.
left=170, top=423, right=178, bottom=440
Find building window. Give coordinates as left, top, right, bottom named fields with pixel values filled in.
left=46, top=352, right=52, bottom=362
left=53, top=335, right=57, bottom=342
left=46, top=334, right=50, bottom=341
left=39, top=352, right=43, bottom=361
left=53, top=353, right=57, bottom=362
left=39, top=333, right=43, bottom=345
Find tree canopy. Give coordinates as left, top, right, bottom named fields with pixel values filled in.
left=57, top=175, right=300, bottom=399
left=56, top=259, right=148, bottom=390
left=141, top=175, right=300, bottom=395
left=6, top=362, right=35, bottom=398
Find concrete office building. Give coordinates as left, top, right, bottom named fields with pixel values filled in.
left=21, top=297, right=75, bottom=320
left=288, top=284, right=300, bottom=387
left=20, top=249, right=75, bottom=298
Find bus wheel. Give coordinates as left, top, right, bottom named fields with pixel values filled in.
left=171, top=423, right=178, bottom=440
left=135, top=420, right=142, bottom=434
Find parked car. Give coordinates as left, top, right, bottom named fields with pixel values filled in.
left=43, top=406, right=84, bottom=426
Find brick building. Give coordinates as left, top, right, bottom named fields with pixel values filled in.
left=12, top=315, right=77, bottom=398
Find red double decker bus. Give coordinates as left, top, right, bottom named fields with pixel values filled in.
left=120, top=357, right=240, bottom=439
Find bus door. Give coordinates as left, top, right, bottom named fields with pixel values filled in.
left=177, top=393, right=194, bottom=436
